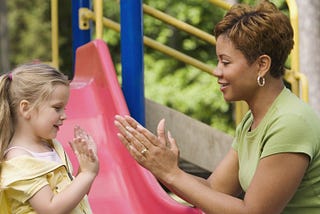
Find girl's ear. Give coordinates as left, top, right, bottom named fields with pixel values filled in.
left=19, top=100, right=32, bottom=119
left=257, top=54, right=271, bottom=77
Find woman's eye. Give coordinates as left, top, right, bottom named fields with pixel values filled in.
left=222, top=60, right=230, bottom=65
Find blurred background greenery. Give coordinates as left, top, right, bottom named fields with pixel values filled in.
left=2, top=0, right=289, bottom=135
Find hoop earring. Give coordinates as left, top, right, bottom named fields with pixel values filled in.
left=257, top=75, right=265, bottom=87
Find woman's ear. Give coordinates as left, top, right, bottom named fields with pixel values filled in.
left=19, top=100, right=32, bottom=119
left=257, top=54, right=271, bottom=76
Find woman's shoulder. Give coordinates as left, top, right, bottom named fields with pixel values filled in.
left=269, top=88, right=320, bottom=126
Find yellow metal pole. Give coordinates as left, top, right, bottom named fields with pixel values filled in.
left=207, top=0, right=232, bottom=10
left=51, top=0, right=59, bottom=68
left=295, top=72, right=309, bottom=102
left=81, top=9, right=215, bottom=75
left=143, top=4, right=216, bottom=45
left=94, top=0, right=103, bottom=39
left=143, top=36, right=214, bottom=75
left=286, top=0, right=309, bottom=103
left=286, top=0, right=300, bottom=73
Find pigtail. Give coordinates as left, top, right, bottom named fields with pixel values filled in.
left=0, top=74, right=14, bottom=162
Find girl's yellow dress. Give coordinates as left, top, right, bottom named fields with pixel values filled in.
left=0, top=140, right=92, bottom=214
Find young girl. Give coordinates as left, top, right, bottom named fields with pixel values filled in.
left=0, top=63, right=99, bottom=213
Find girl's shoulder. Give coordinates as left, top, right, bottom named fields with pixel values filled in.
left=4, top=146, right=33, bottom=160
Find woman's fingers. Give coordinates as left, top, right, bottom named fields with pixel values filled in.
left=116, top=128, right=148, bottom=163
left=123, top=115, right=164, bottom=147
left=114, top=119, right=148, bottom=154
left=167, top=131, right=179, bottom=155
left=156, top=119, right=167, bottom=146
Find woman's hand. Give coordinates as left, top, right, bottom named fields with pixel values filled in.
left=114, top=115, right=181, bottom=183
left=69, top=126, right=99, bottom=176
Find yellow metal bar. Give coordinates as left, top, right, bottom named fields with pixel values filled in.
left=284, top=70, right=299, bottom=96
left=94, top=0, right=103, bottom=39
left=143, top=37, right=214, bottom=75
left=143, top=4, right=216, bottom=45
left=207, top=0, right=232, bottom=10
left=294, top=72, right=309, bottom=102
left=235, top=101, right=248, bottom=125
left=286, top=0, right=300, bottom=73
left=80, top=9, right=214, bottom=75
left=285, top=0, right=309, bottom=103
left=51, top=0, right=59, bottom=68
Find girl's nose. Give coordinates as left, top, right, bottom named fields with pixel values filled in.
left=60, top=112, right=67, bottom=120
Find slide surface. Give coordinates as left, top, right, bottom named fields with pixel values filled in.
left=57, top=40, right=202, bottom=213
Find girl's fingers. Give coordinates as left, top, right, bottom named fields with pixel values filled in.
left=69, top=137, right=81, bottom=154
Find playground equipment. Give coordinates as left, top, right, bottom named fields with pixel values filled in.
left=57, top=39, right=202, bottom=213
left=65, top=0, right=308, bottom=125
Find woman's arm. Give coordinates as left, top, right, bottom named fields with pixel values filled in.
left=167, top=148, right=242, bottom=205
left=165, top=152, right=308, bottom=214
left=207, top=149, right=242, bottom=197
left=114, top=115, right=309, bottom=214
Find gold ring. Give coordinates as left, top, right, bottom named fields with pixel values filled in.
left=141, top=148, right=148, bottom=155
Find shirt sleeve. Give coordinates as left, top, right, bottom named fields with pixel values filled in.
left=261, top=113, right=316, bottom=160
left=6, top=174, right=49, bottom=203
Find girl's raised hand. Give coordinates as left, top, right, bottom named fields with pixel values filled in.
left=70, top=126, right=99, bottom=176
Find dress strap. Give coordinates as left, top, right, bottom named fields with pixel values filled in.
left=4, top=146, right=35, bottom=156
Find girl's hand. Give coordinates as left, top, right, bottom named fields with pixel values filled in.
left=69, top=126, right=99, bottom=176
left=114, top=115, right=180, bottom=183
left=74, top=126, right=97, bottom=156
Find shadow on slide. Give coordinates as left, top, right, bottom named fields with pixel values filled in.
left=57, top=39, right=202, bottom=213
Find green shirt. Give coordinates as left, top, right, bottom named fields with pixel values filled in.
left=233, top=88, right=320, bottom=213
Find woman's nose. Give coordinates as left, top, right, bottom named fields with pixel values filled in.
left=213, top=66, right=222, bottom=77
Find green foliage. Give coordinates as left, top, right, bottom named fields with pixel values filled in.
left=7, top=0, right=73, bottom=76
left=142, top=0, right=234, bottom=134
left=6, top=0, right=289, bottom=135
left=8, top=0, right=51, bottom=67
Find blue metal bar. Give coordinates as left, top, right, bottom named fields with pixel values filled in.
left=120, top=0, right=145, bottom=125
left=71, top=0, right=91, bottom=74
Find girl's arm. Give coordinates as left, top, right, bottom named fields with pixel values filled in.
left=29, top=170, right=96, bottom=214
left=29, top=130, right=99, bottom=214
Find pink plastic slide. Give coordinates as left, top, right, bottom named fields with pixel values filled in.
left=56, top=39, right=202, bottom=213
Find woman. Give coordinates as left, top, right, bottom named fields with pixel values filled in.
left=114, top=0, right=320, bottom=213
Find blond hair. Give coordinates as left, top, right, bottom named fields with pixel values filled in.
left=214, top=0, right=294, bottom=77
left=0, top=63, right=69, bottom=161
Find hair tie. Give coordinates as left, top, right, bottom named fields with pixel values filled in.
left=8, top=73, right=13, bottom=81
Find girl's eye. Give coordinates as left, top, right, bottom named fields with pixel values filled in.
left=53, top=106, right=62, bottom=112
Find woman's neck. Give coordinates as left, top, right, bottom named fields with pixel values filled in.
left=248, top=80, right=284, bottom=130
